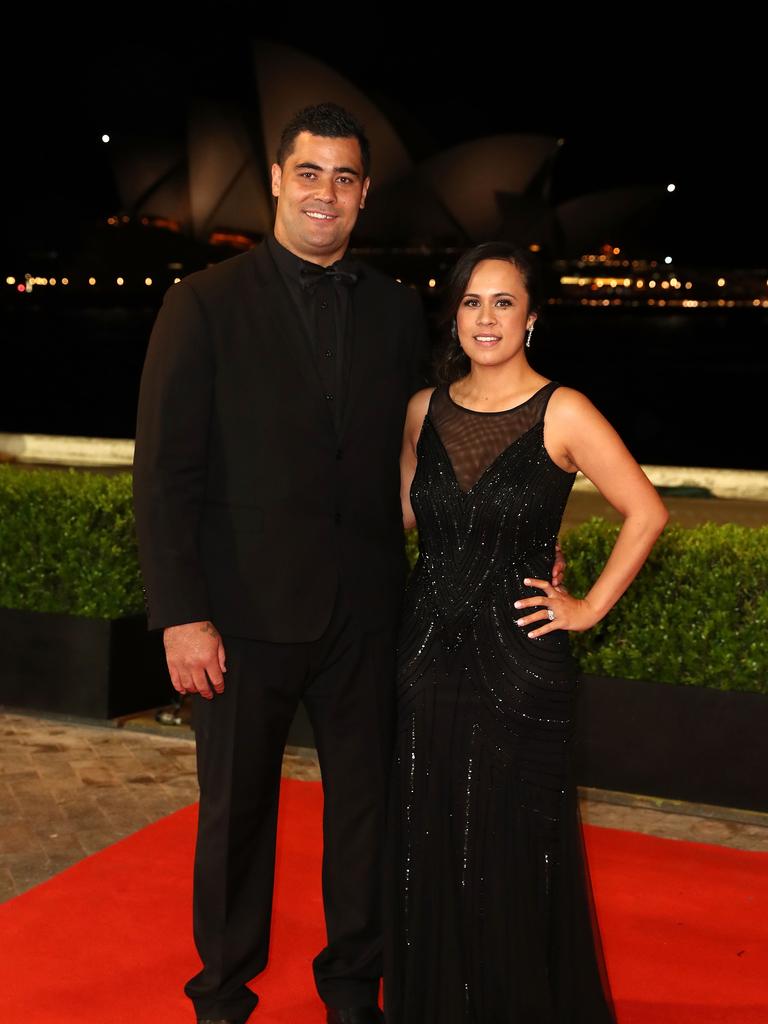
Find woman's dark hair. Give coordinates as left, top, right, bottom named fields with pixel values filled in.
left=276, top=102, right=371, bottom=179
left=434, top=241, right=544, bottom=384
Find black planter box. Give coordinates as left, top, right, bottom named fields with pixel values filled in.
left=573, top=673, right=768, bottom=813
left=0, top=607, right=170, bottom=720
left=2, top=605, right=765, bottom=813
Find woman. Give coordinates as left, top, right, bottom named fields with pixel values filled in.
left=384, top=241, right=669, bottom=1023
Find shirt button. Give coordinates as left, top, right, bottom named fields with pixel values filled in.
left=325, top=393, right=335, bottom=401
left=336, top=448, right=343, bottom=460
left=323, top=349, right=334, bottom=358
left=334, top=512, right=342, bottom=525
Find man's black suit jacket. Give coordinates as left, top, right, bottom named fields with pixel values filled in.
left=132, top=239, right=431, bottom=643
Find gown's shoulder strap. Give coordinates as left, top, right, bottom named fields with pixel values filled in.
left=533, top=379, right=563, bottom=420
left=427, top=383, right=449, bottom=417
left=413, top=386, right=441, bottom=451
left=426, top=384, right=458, bottom=440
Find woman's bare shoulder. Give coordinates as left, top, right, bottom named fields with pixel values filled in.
left=407, top=386, right=437, bottom=421
left=403, top=386, right=437, bottom=449
left=548, top=385, right=602, bottom=421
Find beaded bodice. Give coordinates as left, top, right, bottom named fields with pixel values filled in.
left=403, top=379, right=577, bottom=661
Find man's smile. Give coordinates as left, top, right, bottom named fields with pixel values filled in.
left=303, top=210, right=338, bottom=221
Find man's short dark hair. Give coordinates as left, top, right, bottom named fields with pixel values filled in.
left=276, top=102, right=371, bottom=179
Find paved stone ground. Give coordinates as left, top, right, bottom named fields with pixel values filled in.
left=2, top=710, right=766, bottom=904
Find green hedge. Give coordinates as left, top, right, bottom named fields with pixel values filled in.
left=560, top=517, right=768, bottom=694
left=1, top=466, right=765, bottom=694
left=0, top=465, right=142, bottom=618
left=405, top=517, right=767, bottom=695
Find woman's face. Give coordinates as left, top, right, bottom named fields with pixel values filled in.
left=455, top=258, right=536, bottom=369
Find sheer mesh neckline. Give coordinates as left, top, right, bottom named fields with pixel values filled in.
left=445, top=380, right=553, bottom=416
left=428, top=380, right=563, bottom=493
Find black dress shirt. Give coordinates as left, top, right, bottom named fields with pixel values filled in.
left=266, top=232, right=360, bottom=434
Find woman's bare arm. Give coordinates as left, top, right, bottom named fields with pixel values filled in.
left=400, top=388, right=435, bottom=530
left=518, top=387, right=670, bottom=637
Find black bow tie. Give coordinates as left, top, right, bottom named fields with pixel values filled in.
left=299, top=260, right=360, bottom=290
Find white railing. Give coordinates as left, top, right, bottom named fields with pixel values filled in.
left=1, top=433, right=767, bottom=501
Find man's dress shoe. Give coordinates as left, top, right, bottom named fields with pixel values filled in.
left=325, top=1007, right=385, bottom=1024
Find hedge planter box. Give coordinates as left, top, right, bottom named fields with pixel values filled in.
left=0, top=607, right=170, bottom=720
left=573, top=673, right=768, bottom=813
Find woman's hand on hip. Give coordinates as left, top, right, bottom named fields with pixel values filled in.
left=513, top=577, right=599, bottom=638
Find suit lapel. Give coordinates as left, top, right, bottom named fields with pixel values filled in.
left=340, top=270, right=386, bottom=442
left=247, top=242, right=335, bottom=433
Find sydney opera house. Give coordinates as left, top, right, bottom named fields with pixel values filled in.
left=108, top=41, right=661, bottom=259
left=8, top=39, right=766, bottom=308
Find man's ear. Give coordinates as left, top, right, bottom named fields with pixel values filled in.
left=271, top=162, right=282, bottom=199
left=360, top=176, right=371, bottom=209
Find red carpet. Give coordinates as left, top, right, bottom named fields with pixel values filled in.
left=1, top=778, right=766, bottom=1023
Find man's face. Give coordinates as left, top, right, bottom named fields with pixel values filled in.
left=271, top=131, right=370, bottom=265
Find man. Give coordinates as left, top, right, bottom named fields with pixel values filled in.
left=132, top=102, right=431, bottom=1024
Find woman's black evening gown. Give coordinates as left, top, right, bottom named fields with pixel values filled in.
left=384, top=381, right=617, bottom=1023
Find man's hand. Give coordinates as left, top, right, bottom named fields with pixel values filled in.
left=551, top=541, right=567, bottom=590
left=163, top=621, right=227, bottom=700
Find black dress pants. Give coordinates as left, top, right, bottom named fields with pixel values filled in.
left=183, top=582, right=397, bottom=1022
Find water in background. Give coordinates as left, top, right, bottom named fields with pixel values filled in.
left=1, top=298, right=765, bottom=471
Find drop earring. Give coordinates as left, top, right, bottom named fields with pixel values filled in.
left=450, top=318, right=458, bottom=342
left=525, top=322, right=535, bottom=348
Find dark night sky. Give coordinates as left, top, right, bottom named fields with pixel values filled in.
left=6, top=23, right=766, bottom=268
